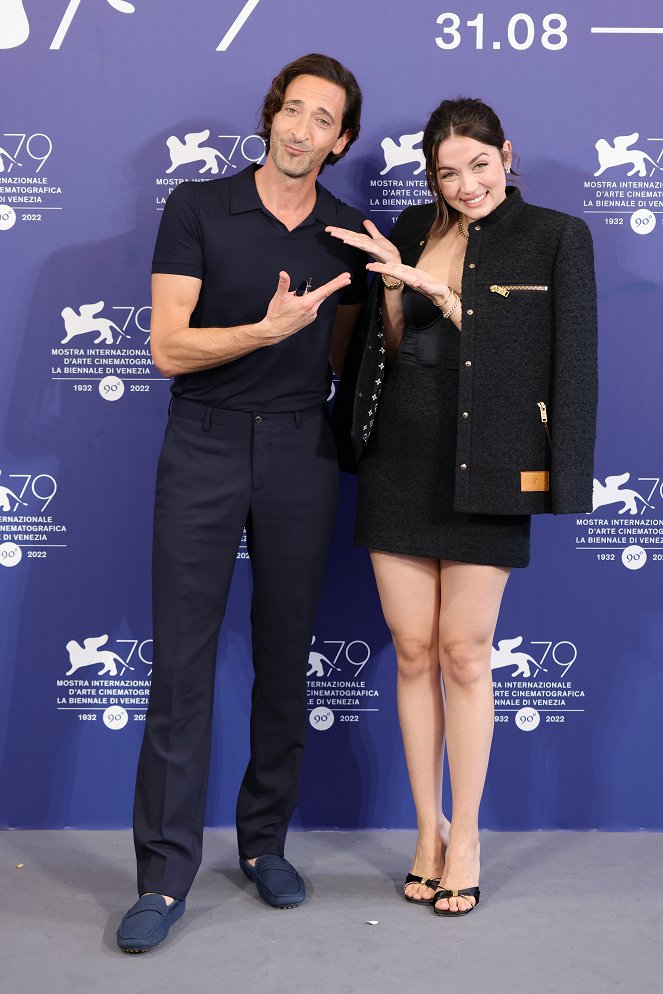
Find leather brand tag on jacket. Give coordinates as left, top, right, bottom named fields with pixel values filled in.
left=521, top=471, right=549, bottom=492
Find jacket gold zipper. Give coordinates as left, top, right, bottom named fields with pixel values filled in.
left=538, top=401, right=552, bottom=450
left=490, top=284, right=549, bottom=297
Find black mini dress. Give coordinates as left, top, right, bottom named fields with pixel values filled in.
left=354, top=288, right=531, bottom=567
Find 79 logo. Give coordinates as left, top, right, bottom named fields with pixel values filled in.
left=0, top=472, right=58, bottom=513
left=307, top=638, right=371, bottom=679
left=163, top=131, right=265, bottom=178
left=0, top=0, right=136, bottom=51
left=0, top=133, right=53, bottom=174
left=57, top=302, right=151, bottom=347
left=213, top=135, right=266, bottom=175
left=102, top=305, right=151, bottom=346
left=1, top=1, right=265, bottom=52
left=116, top=638, right=153, bottom=678
left=111, top=305, right=151, bottom=345
left=63, top=634, right=152, bottom=678
left=491, top=635, right=577, bottom=680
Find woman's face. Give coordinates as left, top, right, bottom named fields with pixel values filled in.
left=436, top=134, right=511, bottom=220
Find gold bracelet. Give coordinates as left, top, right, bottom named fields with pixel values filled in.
left=442, top=292, right=461, bottom=320
left=381, top=273, right=404, bottom=291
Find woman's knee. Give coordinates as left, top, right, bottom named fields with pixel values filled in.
left=393, top=633, right=437, bottom=679
left=440, top=637, right=491, bottom=687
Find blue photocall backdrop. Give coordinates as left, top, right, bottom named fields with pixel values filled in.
left=1, top=0, right=662, bottom=831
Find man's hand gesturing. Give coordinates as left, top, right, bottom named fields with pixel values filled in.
left=260, top=271, right=352, bottom=343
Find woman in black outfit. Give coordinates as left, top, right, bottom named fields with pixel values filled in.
left=327, top=98, right=597, bottom=916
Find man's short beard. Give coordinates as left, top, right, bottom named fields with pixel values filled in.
left=276, top=158, right=313, bottom=178
left=272, top=141, right=321, bottom=178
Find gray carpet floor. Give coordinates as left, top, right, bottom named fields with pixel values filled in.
left=1, top=829, right=661, bottom=994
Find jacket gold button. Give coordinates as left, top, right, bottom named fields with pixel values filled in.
left=460, top=463, right=467, bottom=470
left=466, top=308, right=474, bottom=316
left=465, top=360, right=472, bottom=367
left=475, top=225, right=481, bottom=231
left=468, top=263, right=476, bottom=269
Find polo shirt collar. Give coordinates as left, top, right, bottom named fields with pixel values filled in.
left=311, top=182, right=341, bottom=225
left=229, top=164, right=339, bottom=225
left=228, top=164, right=263, bottom=214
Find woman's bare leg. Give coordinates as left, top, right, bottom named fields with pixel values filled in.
left=370, top=551, right=449, bottom=901
left=434, top=561, right=510, bottom=913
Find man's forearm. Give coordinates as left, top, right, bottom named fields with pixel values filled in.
left=151, top=320, right=272, bottom=378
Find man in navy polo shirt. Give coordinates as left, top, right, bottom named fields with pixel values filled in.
left=117, top=54, right=366, bottom=953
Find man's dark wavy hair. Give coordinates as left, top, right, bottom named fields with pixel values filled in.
left=259, top=53, right=362, bottom=167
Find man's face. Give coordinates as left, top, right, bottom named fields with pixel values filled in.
left=269, top=74, right=350, bottom=179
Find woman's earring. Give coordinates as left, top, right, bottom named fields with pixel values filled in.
left=505, top=164, right=511, bottom=174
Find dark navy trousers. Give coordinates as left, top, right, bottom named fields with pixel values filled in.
left=133, top=399, right=339, bottom=900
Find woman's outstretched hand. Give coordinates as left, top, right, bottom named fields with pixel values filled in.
left=327, top=220, right=454, bottom=310
left=326, top=219, right=402, bottom=266
left=368, top=260, right=456, bottom=311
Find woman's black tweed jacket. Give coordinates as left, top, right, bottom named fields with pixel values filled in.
left=338, top=187, right=598, bottom=516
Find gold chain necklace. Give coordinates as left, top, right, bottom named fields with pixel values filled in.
left=457, top=214, right=469, bottom=240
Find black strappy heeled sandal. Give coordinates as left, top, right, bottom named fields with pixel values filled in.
left=432, top=886, right=480, bottom=916
left=403, top=873, right=441, bottom=905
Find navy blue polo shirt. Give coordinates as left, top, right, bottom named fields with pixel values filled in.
left=152, top=164, right=367, bottom=411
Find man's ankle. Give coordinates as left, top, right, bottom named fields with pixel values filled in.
left=142, top=892, right=176, bottom=905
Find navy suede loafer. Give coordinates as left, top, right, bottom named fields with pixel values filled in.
left=116, top=894, right=186, bottom=953
left=239, top=854, right=306, bottom=909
